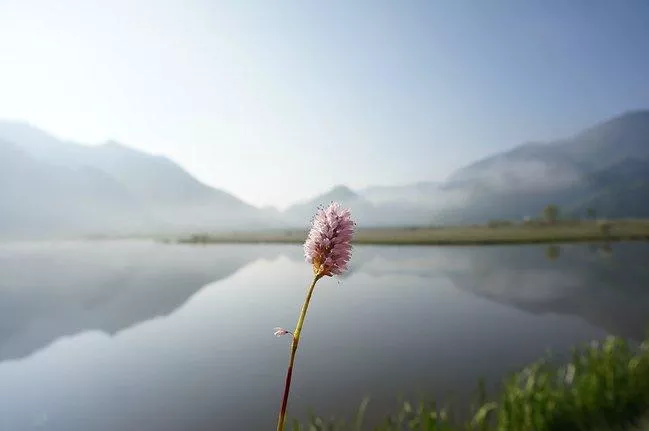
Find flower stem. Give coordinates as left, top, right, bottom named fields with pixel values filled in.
left=277, top=273, right=323, bottom=431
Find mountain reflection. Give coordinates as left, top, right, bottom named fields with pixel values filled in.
left=282, top=242, right=649, bottom=341
left=545, top=244, right=561, bottom=261
left=1, top=241, right=647, bottom=365
left=352, top=243, right=649, bottom=342
left=0, top=241, right=282, bottom=362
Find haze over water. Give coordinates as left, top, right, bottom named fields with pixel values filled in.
left=0, top=240, right=646, bottom=430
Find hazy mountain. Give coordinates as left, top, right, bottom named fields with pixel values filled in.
left=350, top=110, right=649, bottom=224
left=567, top=158, right=649, bottom=218
left=0, top=122, right=284, bottom=237
left=0, top=138, right=148, bottom=237
left=445, top=143, right=588, bottom=194
left=284, top=185, right=435, bottom=227
left=275, top=111, right=649, bottom=226
left=436, top=111, right=649, bottom=222
left=283, top=185, right=365, bottom=225
left=557, top=110, right=649, bottom=170
left=359, top=181, right=470, bottom=211
left=448, top=111, right=649, bottom=188
left=360, top=182, right=439, bottom=206
left=1, top=110, right=648, bottom=236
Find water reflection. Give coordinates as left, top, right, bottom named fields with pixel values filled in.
left=1, top=241, right=647, bottom=362
left=0, top=241, right=280, bottom=362
left=0, top=240, right=646, bottom=430
left=545, top=244, right=561, bottom=261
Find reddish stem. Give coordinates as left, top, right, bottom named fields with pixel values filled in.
left=276, top=274, right=322, bottom=431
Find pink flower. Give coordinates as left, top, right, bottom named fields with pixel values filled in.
left=274, top=327, right=292, bottom=337
left=304, top=202, right=355, bottom=277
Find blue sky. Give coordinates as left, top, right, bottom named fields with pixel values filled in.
left=1, top=1, right=648, bottom=208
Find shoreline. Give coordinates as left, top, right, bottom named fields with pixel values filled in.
left=176, top=219, right=649, bottom=246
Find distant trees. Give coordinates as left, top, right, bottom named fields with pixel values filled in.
left=586, top=208, right=597, bottom=219
left=543, top=204, right=560, bottom=224
left=488, top=219, right=513, bottom=228
left=598, top=220, right=613, bottom=236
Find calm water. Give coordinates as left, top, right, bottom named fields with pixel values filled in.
left=0, top=240, right=648, bottom=430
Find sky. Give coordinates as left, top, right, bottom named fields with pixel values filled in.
left=1, top=1, right=648, bottom=209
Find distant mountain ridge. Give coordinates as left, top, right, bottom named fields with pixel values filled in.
left=437, top=110, right=649, bottom=222
left=0, top=122, right=284, bottom=237
left=1, top=110, right=648, bottom=237
left=288, top=111, right=649, bottom=225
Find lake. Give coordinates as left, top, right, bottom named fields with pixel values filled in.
left=0, top=240, right=647, bottom=430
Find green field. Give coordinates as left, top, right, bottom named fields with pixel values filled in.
left=176, top=219, right=649, bottom=246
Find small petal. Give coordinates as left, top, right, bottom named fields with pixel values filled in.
left=273, top=327, right=292, bottom=337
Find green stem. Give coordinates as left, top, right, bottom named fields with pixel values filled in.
left=277, top=273, right=323, bottom=431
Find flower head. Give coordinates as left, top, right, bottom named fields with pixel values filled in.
left=304, top=202, right=354, bottom=277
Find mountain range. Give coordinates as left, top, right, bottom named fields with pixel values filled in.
left=1, top=110, right=648, bottom=237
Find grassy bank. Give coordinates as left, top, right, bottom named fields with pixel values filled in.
left=292, top=335, right=649, bottom=430
left=177, top=219, right=649, bottom=246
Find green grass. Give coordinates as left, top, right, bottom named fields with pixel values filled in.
left=290, top=335, right=649, bottom=431
left=176, top=219, right=649, bottom=246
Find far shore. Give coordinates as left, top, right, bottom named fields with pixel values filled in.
left=174, top=219, right=649, bottom=246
